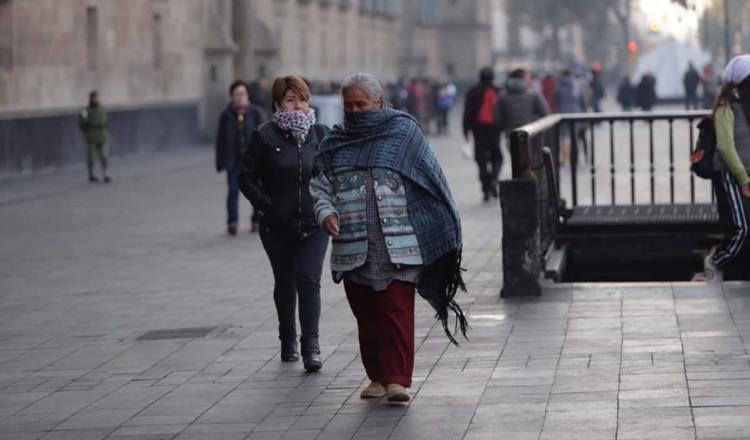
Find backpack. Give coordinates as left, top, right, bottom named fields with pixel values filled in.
left=690, top=116, right=716, bottom=179
left=476, top=87, right=498, bottom=125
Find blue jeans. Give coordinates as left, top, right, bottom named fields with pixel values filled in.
left=259, top=222, right=329, bottom=353
left=227, top=163, right=258, bottom=225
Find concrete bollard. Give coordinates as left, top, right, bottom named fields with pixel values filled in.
left=499, top=177, right=542, bottom=296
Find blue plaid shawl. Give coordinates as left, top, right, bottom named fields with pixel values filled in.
left=315, top=108, right=468, bottom=344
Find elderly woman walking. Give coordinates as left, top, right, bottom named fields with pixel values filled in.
left=239, top=75, right=329, bottom=372
left=310, top=73, right=467, bottom=402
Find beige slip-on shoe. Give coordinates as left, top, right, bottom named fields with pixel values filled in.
left=386, top=383, right=410, bottom=402
left=360, top=381, right=386, bottom=398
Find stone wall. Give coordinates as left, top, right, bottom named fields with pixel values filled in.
left=0, top=0, right=205, bottom=114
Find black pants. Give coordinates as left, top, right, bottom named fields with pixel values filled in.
left=259, top=223, right=329, bottom=353
left=472, top=125, right=502, bottom=197
left=712, top=171, right=750, bottom=278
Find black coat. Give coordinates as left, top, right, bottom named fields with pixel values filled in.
left=239, top=121, right=329, bottom=238
left=215, top=104, right=265, bottom=172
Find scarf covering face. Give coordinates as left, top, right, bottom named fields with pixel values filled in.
left=315, top=108, right=468, bottom=345
left=273, top=108, right=316, bottom=144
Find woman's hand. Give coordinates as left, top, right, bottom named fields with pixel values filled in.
left=742, top=183, right=750, bottom=198
left=323, top=215, right=340, bottom=236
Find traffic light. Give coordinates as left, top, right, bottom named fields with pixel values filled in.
left=627, top=41, right=639, bottom=53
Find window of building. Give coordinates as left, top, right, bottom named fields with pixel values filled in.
left=153, top=13, right=163, bottom=69
left=86, top=6, right=98, bottom=71
left=386, top=0, right=402, bottom=16
left=0, top=0, right=12, bottom=69
left=417, top=0, right=440, bottom=25
left=338, top=0, right=351, bottom=9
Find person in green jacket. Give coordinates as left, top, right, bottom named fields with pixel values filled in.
left=703, top=55, right=750, bottom=282
left=79, top=90, right=110, bottom=183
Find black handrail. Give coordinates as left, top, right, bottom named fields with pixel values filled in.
left=508, top=109, right=712, bottom=255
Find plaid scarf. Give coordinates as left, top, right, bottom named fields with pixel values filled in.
left=273, top=108, right=316, bottom=144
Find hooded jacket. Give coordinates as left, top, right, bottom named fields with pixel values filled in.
left=554, top=75, right=587, bottom=114
left=497, top=78, right=550, bottom=131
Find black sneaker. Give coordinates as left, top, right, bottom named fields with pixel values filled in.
left=103, top=176, right=111, bottom=184
left=89, top=175, right=99, bottom=183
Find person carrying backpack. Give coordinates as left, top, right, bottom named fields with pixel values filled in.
left=463, top=67, right=502, bottom=202
left=702, top=55, right=750, bottom=282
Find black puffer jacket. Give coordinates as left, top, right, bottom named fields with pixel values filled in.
left=239, top=121, right=329, bottom=238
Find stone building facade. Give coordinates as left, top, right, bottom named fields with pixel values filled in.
left=0, top=0, right=492, bottom=175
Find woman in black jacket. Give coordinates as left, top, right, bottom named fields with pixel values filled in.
left=239, top=75, right=329, bottom=372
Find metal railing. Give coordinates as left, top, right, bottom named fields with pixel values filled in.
left=508, top=109, right=712, bottom=250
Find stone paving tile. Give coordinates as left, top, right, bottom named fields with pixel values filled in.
left=39, top=429, right=114, bottom=440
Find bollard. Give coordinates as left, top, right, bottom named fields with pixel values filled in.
left=499, top=177, right=542, bottom=296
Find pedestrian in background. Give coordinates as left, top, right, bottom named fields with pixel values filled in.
left=617, top=77, right=636, bottom=111
left=421, top=78, right=436, bottom=134
left=311, top=73, right=467, bottom=403
left=555, top=69, right=588, bottom=164
left=542, top=73, right=558, bottom=113
left=702, top=55, right=750, bottom=282
left=463, top=67, right=502, bottom=202
left=436, top=76, right=457, bottom=134
left=406, top=78, right=424, bottom=123
left=216, top=80, right=265, bottom=236
left=684, top=62, right=701, bottom=110
left=496, top=68, right=550, bottom=134
left=702, top=63, right=719, bottom=110
left=79, top=90, right=110, bottom=183
left=250, top=78, right=273, bottom=119
left=239, top=75, right=330, bottom=372
left=590, top=63, right=605, bottom=113
left=389, top=78, right=408, bottom=111
left=636, top=73, right=657, bottom=111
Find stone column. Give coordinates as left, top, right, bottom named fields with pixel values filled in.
left=200, top=0, right=237, bottom=139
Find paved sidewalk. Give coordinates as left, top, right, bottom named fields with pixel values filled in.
left=1, top=122, right=750, bottom=440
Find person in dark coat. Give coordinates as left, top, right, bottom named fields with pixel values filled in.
left=590, top=64, right=605, bottom=113
left=636, top=73, right=657, bottom=111
left=684, top=63, right=701, bottom=110
left=496, top=68, right=550, bottom=133
left=239, top=75, right=329, bottom=372
left=617, top=77, right=636, bottom=111
left=463, top=67, right=502, bottom=202
left=215, top=80, right=265, bottom=235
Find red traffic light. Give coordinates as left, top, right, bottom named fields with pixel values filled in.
left=627, top=41, right=639, bottom=53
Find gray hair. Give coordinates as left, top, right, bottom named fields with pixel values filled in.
left=341, top=73, right=384, bottom=103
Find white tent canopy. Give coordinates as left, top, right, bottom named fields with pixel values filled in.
left=633, top=41, right=712, bottom=99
